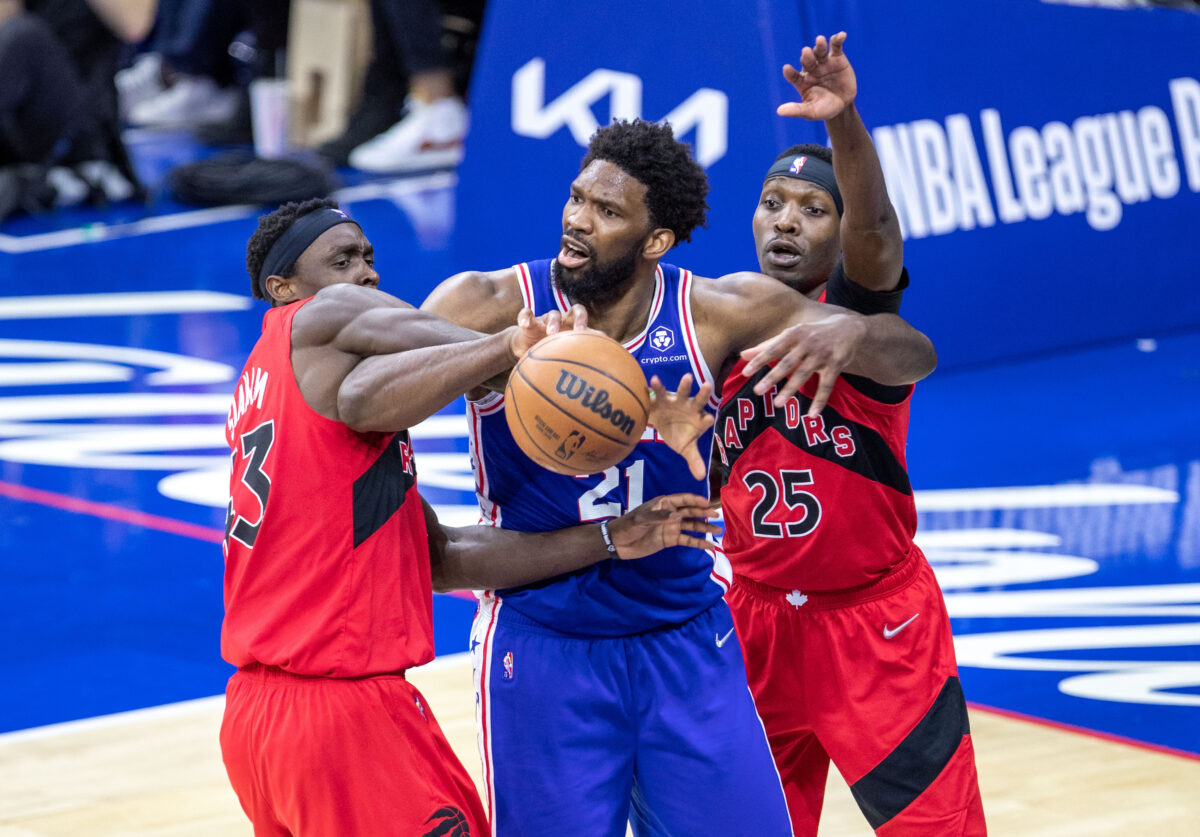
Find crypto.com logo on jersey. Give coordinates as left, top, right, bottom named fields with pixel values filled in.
left=510, top=57, right=729, bottom=167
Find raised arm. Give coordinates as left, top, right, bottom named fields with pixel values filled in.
left=697, top=272, right=935, bottom=415
left=780, top=32, right=903, bottom=290
left=740, top=309, right=935, bottom=401
left=424, top=494, right=718, bottom=592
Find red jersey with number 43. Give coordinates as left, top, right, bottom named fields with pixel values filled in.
left=221, top=301, right=433, bottom=676
left=717, top=360, right=916, bottom=592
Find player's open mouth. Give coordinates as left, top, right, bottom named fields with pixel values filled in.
left=558, top=235, right=592, bottom=270
left=764, top=239, right=802, bottom=268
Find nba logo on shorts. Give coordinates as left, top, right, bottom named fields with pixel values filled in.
left=790, top=156, right=807, bottom=173
left=650, top=326, right=675, bottom=352
left=503, top=651, right=514, bottom=680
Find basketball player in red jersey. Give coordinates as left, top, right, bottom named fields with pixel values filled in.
left=715, top=33, right=987, bottom=835
left=220, top=197, right=719, bottom=837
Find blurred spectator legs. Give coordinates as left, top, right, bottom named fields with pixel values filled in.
left=0, top=9, right=135, bottom=221
left=121, top=0, right=244, bottom=128
left=341, top=0, right=473, bottom=172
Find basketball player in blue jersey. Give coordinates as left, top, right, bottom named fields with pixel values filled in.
left=421, top=118, right=938, bottom=836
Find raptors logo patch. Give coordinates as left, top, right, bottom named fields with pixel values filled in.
left=423, top=806, right=471, bottom=836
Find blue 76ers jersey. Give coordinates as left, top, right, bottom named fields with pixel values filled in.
left=470, top=259, right=726, bottom=635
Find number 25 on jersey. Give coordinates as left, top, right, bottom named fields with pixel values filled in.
left=743, top=468, right=821, bottom=538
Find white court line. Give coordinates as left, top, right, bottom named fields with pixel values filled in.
left=0, top=291, right=251, bottom=319
left=914, top=484, right=1178, bottom=511
left=0, top=694, right=226, bottom=744
left=0, top=172, right=458, bottom=254
left=916, top=528, right=1063, bottom=549
left=0, top=651, right=471, bottom=744
left=0, top=205, right=257, bottom=253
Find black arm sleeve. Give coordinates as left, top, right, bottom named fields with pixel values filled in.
left=824, top=261, right=908, bottom=315
left=825, top=262, right=912, bottom=404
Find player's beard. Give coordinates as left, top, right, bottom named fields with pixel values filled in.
left=553, top=241, right=640, bottom=309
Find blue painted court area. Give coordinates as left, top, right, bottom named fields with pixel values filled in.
left=910, top=331, right=1200, bottom=757
left=0, top=175, right=1197, bottom=761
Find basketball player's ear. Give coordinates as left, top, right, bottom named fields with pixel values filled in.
left=264, top=275, right=297, bottom=305
left=642, top=227, right=675, bottom=261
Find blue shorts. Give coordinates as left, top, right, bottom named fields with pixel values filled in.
left=470, top=595, right=793, bottom=837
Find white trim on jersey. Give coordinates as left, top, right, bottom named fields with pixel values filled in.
left=551, top=271, right=569, bottom=313
left=468, top=399, right=502, bottom=526
left=515, top=263, right=536, bottom=310
left=708, top=535, right=732, bottom=593
left=471, top=594, right=503, bottom=835
left=471, top=391, right=504, bottom=414
left=678, top=268, right=721, bottom=410
left=622, top=265, right=666, bottom=352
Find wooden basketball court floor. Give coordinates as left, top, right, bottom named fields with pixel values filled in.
left=0, top=133, right=1197, bottom=834
left=3, top=653, right=1199, bottom=837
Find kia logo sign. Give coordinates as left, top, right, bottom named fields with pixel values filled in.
left=511, top=57, right=729, bottom=166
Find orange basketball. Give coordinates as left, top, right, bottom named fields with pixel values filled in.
left=505, top=330, right=650, bottom=475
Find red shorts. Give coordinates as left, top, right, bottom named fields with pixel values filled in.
left=220, top=664, right=487, bottom=837
left=727, top=550, right=986, bottom=836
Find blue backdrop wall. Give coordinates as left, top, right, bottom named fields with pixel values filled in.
left=451, top=0, right=1200, bottom=371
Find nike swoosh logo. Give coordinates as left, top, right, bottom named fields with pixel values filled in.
left=883, top=613, right=920, bottom=640
left=715, top=627, right=735, bottom=648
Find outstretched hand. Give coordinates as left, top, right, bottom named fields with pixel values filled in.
left=508, top=303, right=591, bottom=359
left=778, top=31, right=856, bottom=122
left=606, top=493, right=719, bottom=559
left=740, top=312, right=866, bottom=416
left=647, top=374, right=715, bottom=480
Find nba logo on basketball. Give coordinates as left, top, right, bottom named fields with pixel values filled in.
left=555, top=429, right=586, bottom=461
left=503, top=651, right=514, bottom=680
left=790, top=156, right=807, bottom=173
left=650, top=326, right=675, bottom=352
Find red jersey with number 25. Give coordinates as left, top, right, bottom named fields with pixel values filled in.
left=221, top=300, right=433, bottom=676
left=717, top=361, right=916, bottom=592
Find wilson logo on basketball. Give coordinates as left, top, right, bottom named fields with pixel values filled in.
left=505, top=329, right=649, bottom=475
left=554, top=370, right=638, bottom=437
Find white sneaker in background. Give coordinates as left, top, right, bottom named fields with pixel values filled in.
left=347, top=96, right=468, bottom=173
left=116, top=53, right=166, bottom=121
left=76, top=161, right=135, bottom=203
left=45, top=167, right=90, bottom=207
left=127, top=76, right=240, bottom=129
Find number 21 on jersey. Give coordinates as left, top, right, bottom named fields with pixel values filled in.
left=577, top=460, right=644, bottom=521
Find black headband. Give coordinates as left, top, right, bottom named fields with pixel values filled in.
left=763, top=154, right=843, bottom=216
left=257, top=207, right=360, bottom=298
